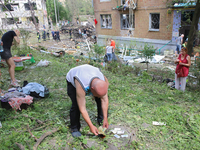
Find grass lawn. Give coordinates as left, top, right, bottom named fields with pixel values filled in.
left=0, top=44, right=199, bottom=150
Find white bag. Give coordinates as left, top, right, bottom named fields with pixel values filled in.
left=36, top=60, right=51, bottom=67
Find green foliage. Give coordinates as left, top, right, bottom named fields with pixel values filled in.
left=19, top=29, right=31, bottom=46
left=0, top=42, right=200, bottom=149
left=93, top=44, right=104, bottom=60
left=140, top=43, right=156, bottom=72
left=46, top=0, right=70, bottom=23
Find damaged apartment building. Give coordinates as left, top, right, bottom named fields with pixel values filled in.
left=93, top=0, right=200, bottom=53
left=0, top=0, right=48, bottom=30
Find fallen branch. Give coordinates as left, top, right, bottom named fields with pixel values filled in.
left=15, top=142, right=25, bottom=150
left=22, top=114, right=44, bottom=125
left=33, top=123, right=52, bottom=131
left=27, top=124, right=38, bottom=141
left=33, top=128, right=59, bottom=150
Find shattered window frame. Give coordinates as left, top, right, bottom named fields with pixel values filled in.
left=100, top=14, right=112, bottom=29
left=121, top=0, right=126, bottom=5
left=120, top=14, right=135, bottom=30
left=24, top=2, right=37, bottom=11
left=2, top=17, right=19, bottom=25
left=149, top=13, right=160, bottom=31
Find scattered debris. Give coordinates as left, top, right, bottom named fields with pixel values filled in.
left=152, top=121, right=166, bottom=126
left=36, top=60, right=51, bottom=67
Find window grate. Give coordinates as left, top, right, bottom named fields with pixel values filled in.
left=151, top=14, right=159, bottom=29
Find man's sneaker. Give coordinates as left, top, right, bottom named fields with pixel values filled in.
left=71, top=131, right=82, bottom=137
left=10, top=81, right=20, bottom=87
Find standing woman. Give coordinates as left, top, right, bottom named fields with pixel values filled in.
left=174, top=47, right=191, bottom=91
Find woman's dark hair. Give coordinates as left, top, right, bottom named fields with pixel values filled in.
left=181, top=47, right=188, bottom=54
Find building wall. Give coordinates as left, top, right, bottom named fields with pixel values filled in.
left=94, top=0, right=173, bottom=40
left=94, top=0, right=175, bottom=53
left=0, top=0, right=48, bottom=30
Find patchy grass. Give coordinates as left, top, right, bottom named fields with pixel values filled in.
left=0, top=48, right=200, bottom=150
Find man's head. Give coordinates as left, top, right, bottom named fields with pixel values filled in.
left=91, top=78, right=108, bottom=98
left=181, top=34, right=184, bottom=38
left=14, top=29, right=20, bottom=36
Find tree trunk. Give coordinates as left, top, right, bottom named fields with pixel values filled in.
left=187, top=0, right=200, bottom=56
left=28, top=0, right=39, bottom=31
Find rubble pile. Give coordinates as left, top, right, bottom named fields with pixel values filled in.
left=60, top=23, right=96, bottom=43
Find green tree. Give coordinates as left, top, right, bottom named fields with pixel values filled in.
left=46, top=0, right=70, bottom=23
left=93, top=44, right=104, bottom=60
left=140, top=43, right=156, bottom=72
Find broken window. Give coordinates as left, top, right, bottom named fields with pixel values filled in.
left=24, top=2, right=37, bottom=11
left=121, top=14, right=135, bottom=29
left=149, top=13, right=160, bottom=31
left=2, top=18, right=19, bottom=25
left=1, top=4, right=14, bottom=11
left=12, top=4, right=19, bottom=11
left=100, top=15, right=112, bottom=29
left=121, top=0, right=126, bottom=5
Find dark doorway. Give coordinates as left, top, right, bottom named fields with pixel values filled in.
left=179, top=11, right=195, bottom=42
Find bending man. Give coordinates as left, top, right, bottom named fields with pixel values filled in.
left=66, top=64, right=109, bottom=137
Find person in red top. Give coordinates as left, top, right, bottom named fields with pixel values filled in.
left=110, top=38, right=115, bottom=50
left=174, top=47, right=191, bottom=91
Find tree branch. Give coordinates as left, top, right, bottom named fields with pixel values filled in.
left=28, top=0, right=39, bottom=31
left=22, top=114, right=44, bottom=125
left=15, top=142, right=25, bottom=150
left=0, top=0, right=19, bottom=28
left=27, top=124, right=38, bottom=141
left=33, top=128, right=59, bottom=150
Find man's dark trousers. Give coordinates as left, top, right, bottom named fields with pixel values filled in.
left=67, top=81, right=103, bottom=132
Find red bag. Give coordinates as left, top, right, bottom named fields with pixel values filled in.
left=177, top=67, right=184, bottom=78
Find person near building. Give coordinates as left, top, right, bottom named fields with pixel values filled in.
left=66, top=64, right=109, bottom=137
left=174, top=47, right=191, bottom=92
left=83, top=28, right=87, bottom=39
left=0, top=30, right=20, bottom=87
left=176, top=34, right=184, bottom=55
left=110, top=38, right=117, bottom=61
left=182, top=38, right=188, bottom=47
left=51, top=30, right=55, bottom=40
left=69, top=28, right=72, bottom=39
left=37, top=31, right=41, bottom=43
left=47, top=30, right=50, bottom=40
left=42, top=29, right=46, bottom=41
left=78, top=29, right=82, bottom=38
left=55, top=30, right=61, bottom=41
left=106, top=41, right=113, bottom=63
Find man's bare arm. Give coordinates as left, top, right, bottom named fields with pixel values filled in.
left=14, top=36, right=20, bottom=44
left=101, top=94, right=109, bottom=128
left=75, top=79, right=99, bottom=135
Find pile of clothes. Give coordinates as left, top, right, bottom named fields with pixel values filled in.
left=0, top=82, right=49, bottom=111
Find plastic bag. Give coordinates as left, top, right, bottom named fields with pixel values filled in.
left=36, top=60, right=51, bottom=67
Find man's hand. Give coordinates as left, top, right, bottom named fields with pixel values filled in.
left=90, top=125, right=99, bottom=135
left=103, top=119, right=109, bottom=129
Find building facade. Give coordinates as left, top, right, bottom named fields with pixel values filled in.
left=0, top=0, right=48, bottom=30
left=93, top=0, right=200, bottom=53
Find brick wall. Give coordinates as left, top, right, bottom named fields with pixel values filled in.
left=94, top=0, right=174, bottom=40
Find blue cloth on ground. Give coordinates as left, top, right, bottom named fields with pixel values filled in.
left=22, top=82, right=45, bottom=97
